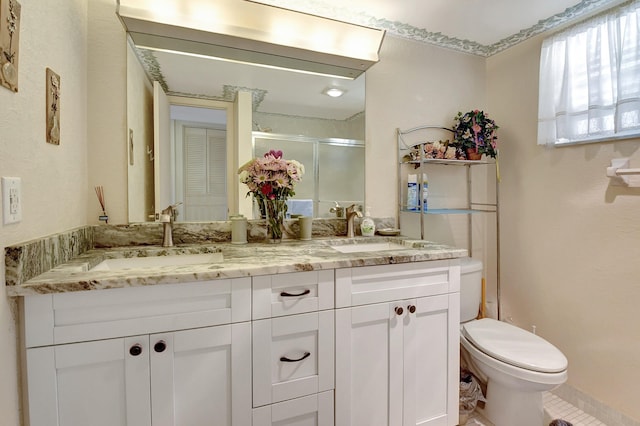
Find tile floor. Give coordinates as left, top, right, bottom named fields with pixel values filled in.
left=543, top=392, right=607, bottom=426
left=460, top=392, right=607, bottom=426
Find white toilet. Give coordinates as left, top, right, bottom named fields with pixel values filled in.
left=459, top=258, right=568, bottom=426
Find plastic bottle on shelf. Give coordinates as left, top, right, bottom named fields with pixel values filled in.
left=407, top=174, right=418, bottom=211
left=422, top=174, right=428, bottom=211
left=360, top=208, right=376, bottom=237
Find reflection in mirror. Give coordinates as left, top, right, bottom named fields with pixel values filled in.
left=126, top=40, right=365, bottom=223
left=253, top=133, right=364, bottom=218
left=173, top=106, right=227, bottom=221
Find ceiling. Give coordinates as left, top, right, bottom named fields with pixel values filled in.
left=251, top=0, right=625, bottom=56
left=133, top=0, right=625, bottom=121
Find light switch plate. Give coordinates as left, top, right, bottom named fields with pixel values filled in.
left=2, top=177, right=22, bottom=224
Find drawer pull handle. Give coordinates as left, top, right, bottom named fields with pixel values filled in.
left=129, top=344, right=143, bottom=356
left=280, top=352, right=311, bottom=363
left=280, top=289, right=311, bottom=297
left=395, top=306, right=404, bottom=316
left=408, top=305, right=416, bottom=314
left=154, top=340, right=167, bottom=353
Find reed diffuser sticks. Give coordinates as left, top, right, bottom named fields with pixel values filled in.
left=94, top=185, right=108, bottom=223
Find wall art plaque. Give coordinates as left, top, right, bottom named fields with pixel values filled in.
left=0, top=0, right=20, bottom=92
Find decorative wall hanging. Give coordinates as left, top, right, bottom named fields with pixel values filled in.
left=0, top=0, right=20, bottom=92
left=46, top=68, right=60, bottom=145
left=129, top=128, right=134, bottom=165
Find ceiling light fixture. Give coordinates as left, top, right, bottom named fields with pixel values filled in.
left=323, top=87, right=346, bottom=98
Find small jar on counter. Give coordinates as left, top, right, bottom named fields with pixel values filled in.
left=230, top=215, right=248, bottom=244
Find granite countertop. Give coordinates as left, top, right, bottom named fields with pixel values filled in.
left=7, top=236, right=467, bottom=297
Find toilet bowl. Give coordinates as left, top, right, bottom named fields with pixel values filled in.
left=459, top=258, right=568, bottom=426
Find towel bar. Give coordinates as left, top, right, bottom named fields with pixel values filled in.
left=606, top=158, right=640, bottom=186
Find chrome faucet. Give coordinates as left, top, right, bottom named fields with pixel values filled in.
left=345, top=204, right=363, bottom=238
left=330, top=201, right=345, bottom=218
left=160, top=202, right=182, bottom=247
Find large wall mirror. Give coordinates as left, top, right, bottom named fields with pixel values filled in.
left=126, top=39, right=366, bottom=223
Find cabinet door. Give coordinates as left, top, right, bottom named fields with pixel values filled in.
left=335, top=302, right=398, bottom=426
left=150, top=323, right=252, bottom=426
left=252, top=391, right=334, bottom=426
left=335, top=294, right=460, bottom=426
left=402, top=294, right=460, bottom=426
left=26, top=336, right=151, bottom=426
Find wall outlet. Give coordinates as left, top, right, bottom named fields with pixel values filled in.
left=2, top=177, right=22, bottom=224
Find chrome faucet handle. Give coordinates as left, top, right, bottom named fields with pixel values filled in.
left=330, top=203, right=345, bottom=217
left=346, top=204, right=362, bottom=216
left=160, top=202, right=182, bottom=222
left=160, top=202, right=182, bottom=247
left=345, top=204, right=363, bottom=238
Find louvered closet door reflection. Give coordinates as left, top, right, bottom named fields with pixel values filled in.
left=183, top=126, right=227, bottom=221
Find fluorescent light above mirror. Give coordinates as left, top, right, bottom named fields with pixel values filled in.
left=116, top=0, right=385, bottom=79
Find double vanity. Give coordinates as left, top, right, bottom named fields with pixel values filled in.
left=7, top=223, right=465, bottom=426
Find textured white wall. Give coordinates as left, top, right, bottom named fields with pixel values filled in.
left=365, top=34, right=499, bottom=315
left=0, top=0, right=89, bottom=424
left=126, top=43, right=154, bottom=222
left=487, top=34, right=640, bottom=421
left=365, top=35, right=487, bottom=219
left=87, top=0, right=127, bottom=224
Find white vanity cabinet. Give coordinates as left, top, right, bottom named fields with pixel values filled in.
left=20, top=257, right=461, bottom=426
left=251, top=270, right=335, bottom=426
left=22, top=278, right=252, bottom=426
left=334, top=260, right=461, bottom=426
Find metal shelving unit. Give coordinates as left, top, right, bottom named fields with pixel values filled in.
left=397, top=125, right=501, bottom=319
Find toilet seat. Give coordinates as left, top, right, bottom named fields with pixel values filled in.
left=462, top=318, right=568, bottom=373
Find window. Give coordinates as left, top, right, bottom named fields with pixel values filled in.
left=537, top=1, right=640, bottom=146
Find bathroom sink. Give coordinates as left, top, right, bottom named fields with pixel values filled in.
left=329, top=241, right=409, bottom=254
left=90, top=252, right=224, bottom=271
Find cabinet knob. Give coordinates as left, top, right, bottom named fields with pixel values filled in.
left=408, top=305, right=416, bottom=314
left=154, top=340, right=167, bottom=353
left=129, top=344, right=143, bottom=357
left=394, top=306, right=404, bottom=316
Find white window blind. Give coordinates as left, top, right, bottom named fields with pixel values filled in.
left=537, top=0, right=640, bottom=146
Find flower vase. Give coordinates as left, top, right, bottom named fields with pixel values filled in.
left=466, top=148, right=483, bottom=161
left=264, top=198, right=288, bottom=243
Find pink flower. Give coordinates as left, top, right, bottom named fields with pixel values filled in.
left=266, top=149, right=283, bottom=159
left=238, top=150, right=305, bottom=201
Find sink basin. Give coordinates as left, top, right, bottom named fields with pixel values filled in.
left=90, top=252, right=224, bottom=271
left=329, top=242, right=409, bottom=254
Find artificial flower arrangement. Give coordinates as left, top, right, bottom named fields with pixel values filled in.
left=238, top=149, right=305, bottom=202
left=238, top=149, right=305, bottom=240
left=452, top=110, right=499, bottom=159
left=423, top=139, right=457, bottom=160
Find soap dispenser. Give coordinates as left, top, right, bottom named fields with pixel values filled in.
left=360, top=208, right=376, bottom=237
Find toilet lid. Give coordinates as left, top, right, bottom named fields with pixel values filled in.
left=462, top=318, right=568, bottom=373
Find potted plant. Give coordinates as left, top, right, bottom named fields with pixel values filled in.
left=452, top=110, right=499, bottom=159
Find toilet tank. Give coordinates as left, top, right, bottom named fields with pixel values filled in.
left=460, top=257, right=483, bottom=323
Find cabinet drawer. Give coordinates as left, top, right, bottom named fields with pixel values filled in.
left=23, top=278, right=251, bottom=348
left=252, top=270, right=334, bottom=320
left=252, top=390, right=334, bottom=426
left=252, top=311, right=334, bottom=407
left=335, top=260, right=460, bottom=308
